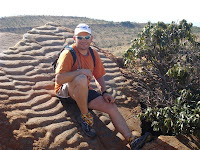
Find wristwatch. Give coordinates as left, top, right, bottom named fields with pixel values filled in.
left=102, top=90, right=108, bottom=96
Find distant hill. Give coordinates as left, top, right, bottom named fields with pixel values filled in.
left=0, top=16, right=145, bottom=56
left=0, top=15, right=110, bottom=32
left=0, top=15, right=199, bottom=57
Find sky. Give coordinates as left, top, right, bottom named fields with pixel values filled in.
left=0, top=0, right=200, bottom=27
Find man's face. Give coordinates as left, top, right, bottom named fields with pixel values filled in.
left=73, top=32, right=93, bottom=51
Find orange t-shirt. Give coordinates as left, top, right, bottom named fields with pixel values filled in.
left=54, top=44, right=106, bottom=93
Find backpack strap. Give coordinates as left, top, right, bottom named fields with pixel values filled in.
left=67, top=46, right=80, bottom=69
left=69, top=48, right=76, bottom=67
left=89, top=47, right=96, bottom=68
left=52, top=46, right=95, bottom=70
left=52, top=45, right=80, bottom=70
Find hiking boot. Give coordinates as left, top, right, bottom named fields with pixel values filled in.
left=130, top=132, right=152, bottom=150
left=80, top=113, right=96, bottom=138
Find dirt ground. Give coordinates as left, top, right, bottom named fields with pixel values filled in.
left=0, top=29, right=199, bottom=149
left=0, top=32, right=23, bottom=52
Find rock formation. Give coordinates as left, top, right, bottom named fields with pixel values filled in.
left=0, top=22, right=141, bottom=149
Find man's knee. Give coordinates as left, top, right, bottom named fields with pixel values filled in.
left=109, top=103, right=118, bottom=111
left=104, top=102, right=118, bottom=114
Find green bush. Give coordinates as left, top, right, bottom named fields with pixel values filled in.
left=139, top=89, right=200, bottom=137
left=123, top=19, right=200, bottom=136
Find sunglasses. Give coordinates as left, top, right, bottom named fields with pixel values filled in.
left=76, top=35, right=91, bottom=40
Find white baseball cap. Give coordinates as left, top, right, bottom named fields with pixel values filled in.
left=74, top=23, right=91, bottom=35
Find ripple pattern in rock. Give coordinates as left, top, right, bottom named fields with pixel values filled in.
left=0, top=22, right=141, bottom=149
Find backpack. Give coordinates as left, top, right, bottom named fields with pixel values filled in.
left=52, top=45, right=95, bottom=70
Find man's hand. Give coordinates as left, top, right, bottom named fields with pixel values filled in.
left=103, top=93, right=115, bottom=103
left=79, top=69, right=93, bottom=81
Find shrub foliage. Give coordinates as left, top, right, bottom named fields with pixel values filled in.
left=123, top=19, right=200, bottom=136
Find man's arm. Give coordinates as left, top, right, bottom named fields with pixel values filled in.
left=56, top=69, right=93, bottom=85
left=96, top=76, right=106, bottom=93
left=96, top=76, right=115, bottom=103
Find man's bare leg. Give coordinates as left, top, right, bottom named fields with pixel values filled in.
left=67, top=74, right=132, bottom=139
left=88, top=96, right=132, bottom=141
left=89, top=97, right=154, bottom=150
left=67, top=74, right=96, bottom=137
left=68, top=74, right=89, bottom=114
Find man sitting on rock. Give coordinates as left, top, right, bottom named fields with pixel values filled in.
left=54, top=23, right=152, bottom=150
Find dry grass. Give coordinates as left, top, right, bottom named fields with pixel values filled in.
left=103, top=44, right=131, bottom=57
left=1, top=16, right=200, bottom=58
left=0, top=16, right=144, bottom=57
